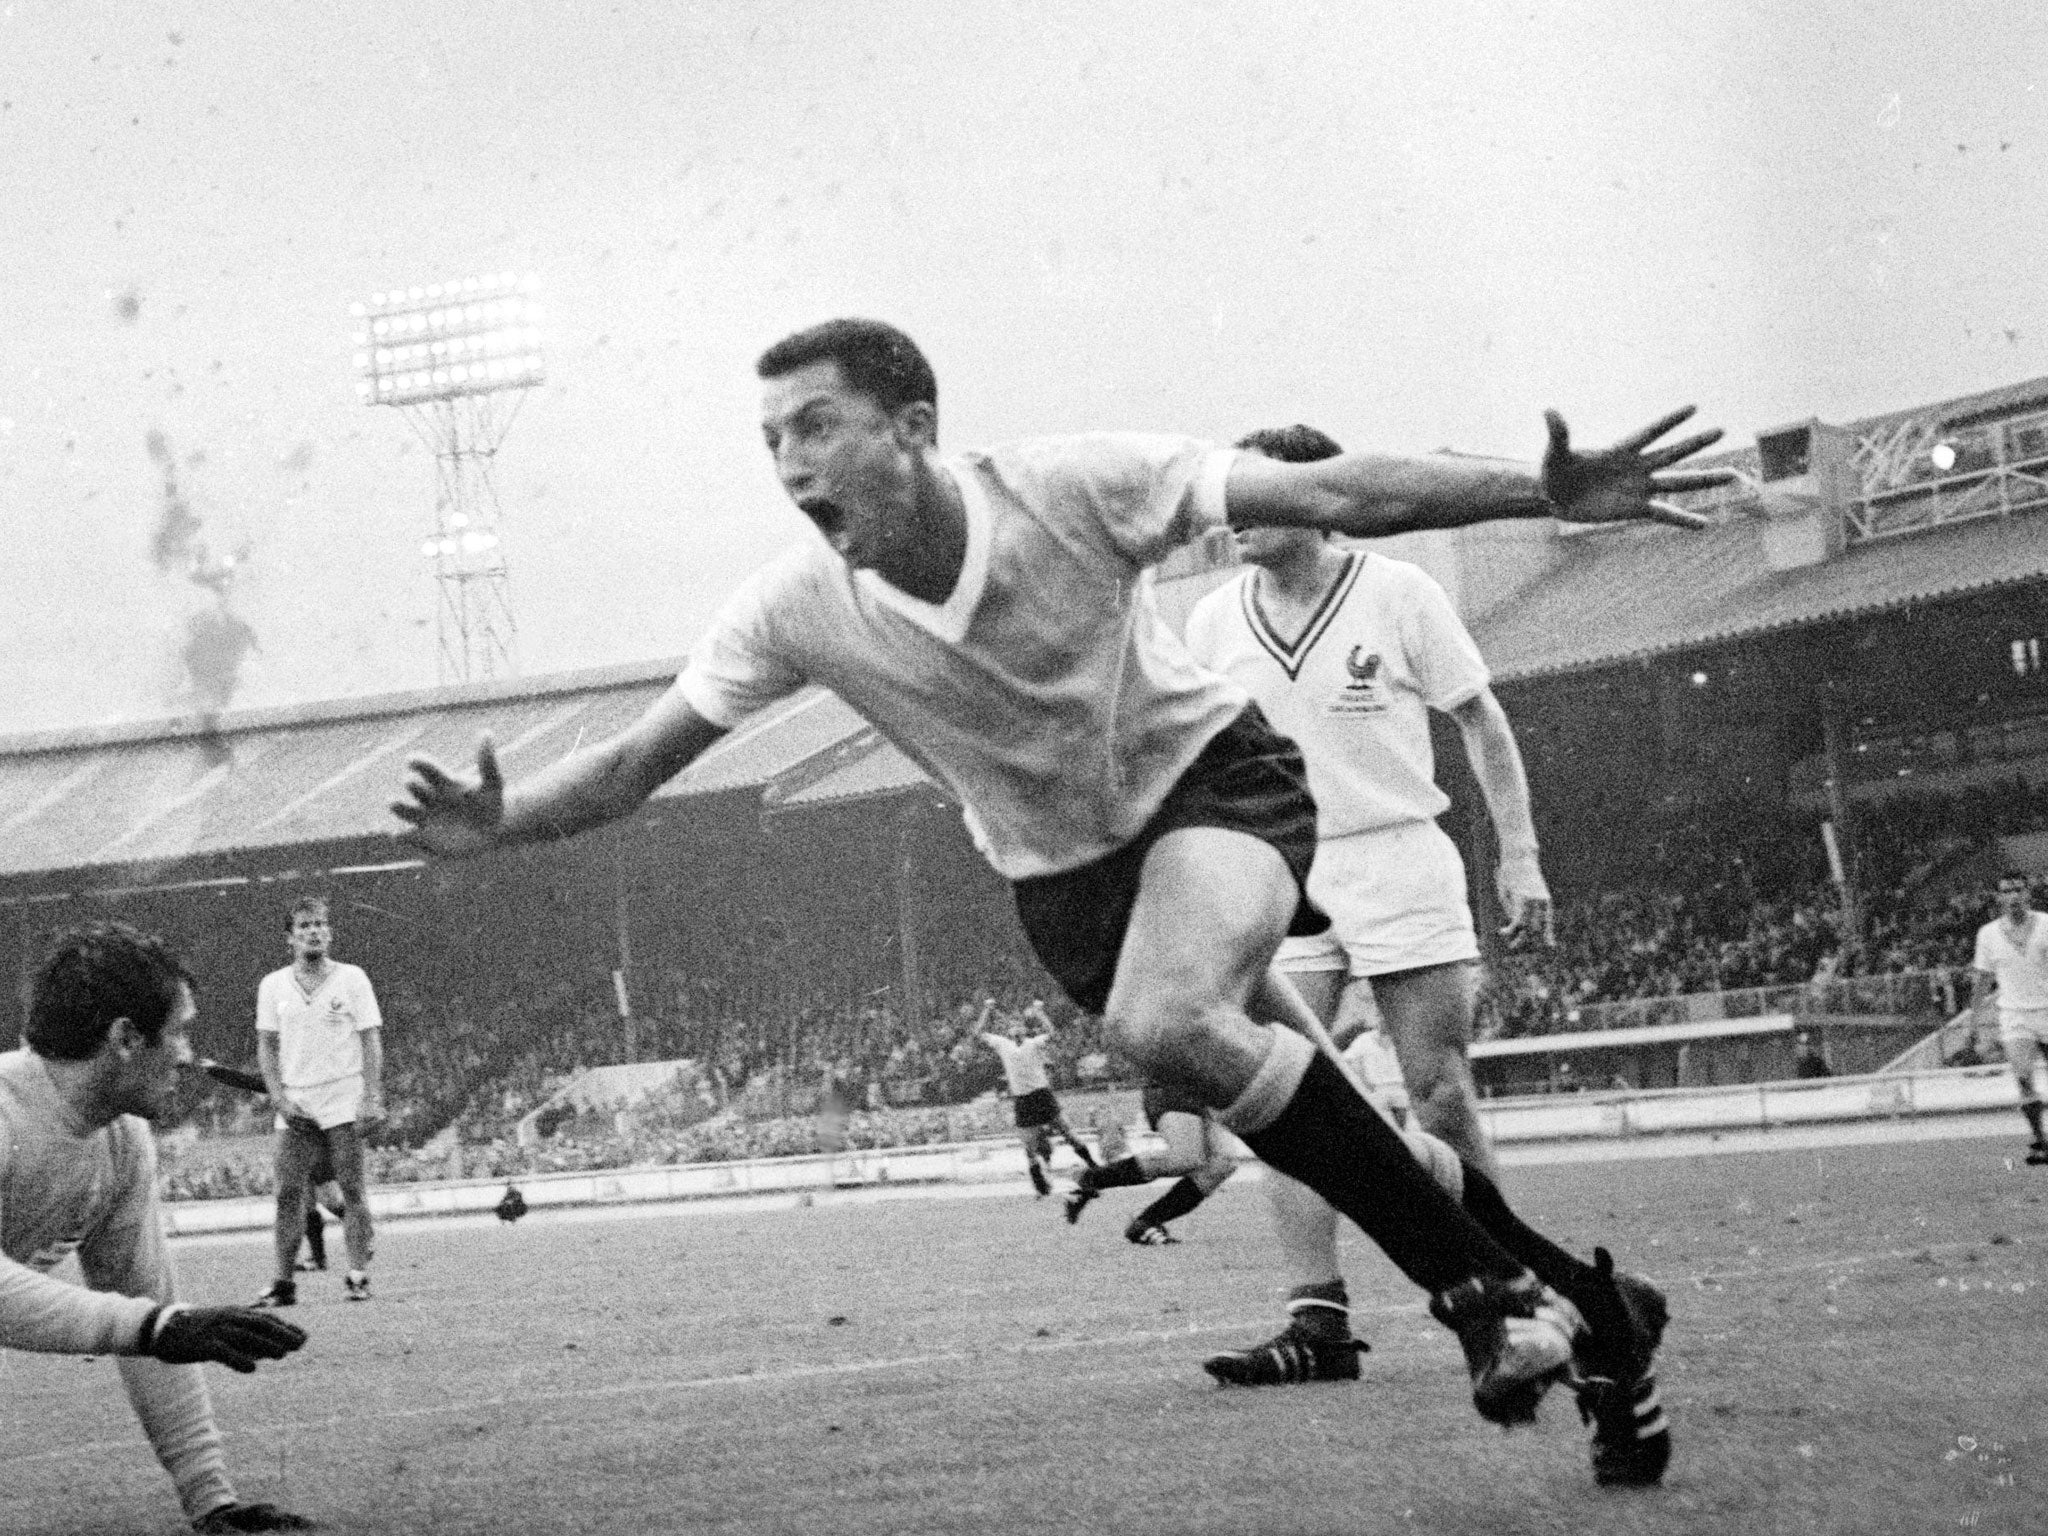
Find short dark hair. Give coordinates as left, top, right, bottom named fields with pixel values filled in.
left=1234, top=424, right=1345, bottom=464
left=25, top=923, right=193, bottom=1062
left=756, top=318, right=937, bottom=415
left=289, top=895, right=330, bottom=928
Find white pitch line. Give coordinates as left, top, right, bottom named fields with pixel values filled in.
left=7, top=1232, right=2038, bottom=1472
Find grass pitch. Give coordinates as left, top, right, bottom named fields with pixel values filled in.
left=5, top=1132, right=2046, bottom=1535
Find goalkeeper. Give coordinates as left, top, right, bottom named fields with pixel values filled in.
left=1, top=923, right=311, bottom=1533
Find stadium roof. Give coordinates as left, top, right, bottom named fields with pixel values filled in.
left=768, top=737, right=932, bottom=814
left=0, top=659, right=868, bottom=882
left=14, top=507, right=2045, bottom=882
left=1468, top=499, right=2048, bottom=683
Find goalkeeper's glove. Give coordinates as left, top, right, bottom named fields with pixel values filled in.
left=142, top=1305, right=307, bottom=1373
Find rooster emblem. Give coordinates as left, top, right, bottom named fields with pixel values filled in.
left=1345, top=647, right=1381, bottom=689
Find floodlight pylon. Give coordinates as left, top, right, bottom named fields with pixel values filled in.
left=351, top=275, right=545, bottom=684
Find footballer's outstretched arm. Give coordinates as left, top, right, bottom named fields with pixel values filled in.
left=393, top=680, right=728, bottom=856
left=1225, top=405, right=1733, bottom=538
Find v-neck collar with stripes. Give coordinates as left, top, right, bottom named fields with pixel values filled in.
left=291, top=963, right=336, bottom=1003
left=1242, top=552, right=1363, bottom=680
left=853, top=462, right=992, bottom=646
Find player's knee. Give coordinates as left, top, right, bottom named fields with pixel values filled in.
left=1103, top=994, right=1216, bottom=1076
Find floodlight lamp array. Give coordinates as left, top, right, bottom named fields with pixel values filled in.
left=421, top=530, right=503, bottom=560
left=352, top=273, right=546, bottom=405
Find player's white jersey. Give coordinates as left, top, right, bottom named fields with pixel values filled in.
left=677, top=434, right=1245, bottom=880
left=256, top=962, right=382, bottom=1089
left=1183, top=551, right=1489, bottom=838
left=983, top=1033, right=1053, bottom=1096
left=1974, top=912, right=2048, bottom=1012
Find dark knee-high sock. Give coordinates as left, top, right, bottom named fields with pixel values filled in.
left=304, top=1206, right=326, bottom=1267
left=1237, top=1052, right=1524, bottom=1295
left=1136, top=1176, right=1208, bottom=1229
left=1080, top=1155, right=1150, bottom=1193
left=2023, top=1100, right=2045, bottom=1143
left=1459, top=1165, right=1596, bottom=1300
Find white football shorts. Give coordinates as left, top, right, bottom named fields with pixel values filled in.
left=1276, top=818, right=1478, bottom=978
left=1999, top=1007, right=2048, bottom=1071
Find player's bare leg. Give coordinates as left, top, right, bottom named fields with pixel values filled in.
left=1016, top=1126, right=1054, bottom=1196
left=2010, top=1035, right=2048, bottom=1162
left=1065, top=1108, right=1234, bottom=1240
left=299, top=1199, right=325, bottom=1272
left=1207, top=939, right=1665, bottom=1473
left=326, top=1123, right=375, bottom=1295
left=1136, top=1112, right=1237, bottom=1231
left=1050, top=1110, right=1099, bottom=1168
left=1374, top=961, right=1499, bottom=1183
left=1206, top=965, right=1364, bottom=1384
left=298, top=1177, right=346, bottom=1271
left=1103, top=826, right=1579, bottom=1425
left=260, top=1123, right=320, bottom=1305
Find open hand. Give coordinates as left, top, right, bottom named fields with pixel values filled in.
left=391, top=736, right=506, bottom=856
left=1496, top=854, right=1555, bottom=950
left=146, top=1304, right=307, bottom=1373
left=1540, top=406, right=1735, bottom=530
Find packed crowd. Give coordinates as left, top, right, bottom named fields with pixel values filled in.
left=1478, top=785, right=2039, bottom=1038
left=156, top=1091, right=1028, bottom=1201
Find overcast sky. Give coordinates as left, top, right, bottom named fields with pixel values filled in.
left=5, top=0, right=2045, bottom=734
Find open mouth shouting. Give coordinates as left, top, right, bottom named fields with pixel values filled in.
left=801, top=497, right=867, bottom=564
left=799, top=497, right=846, bottom=537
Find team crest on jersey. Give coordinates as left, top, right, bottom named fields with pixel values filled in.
left=1327, top=646, right=1388, bottom=715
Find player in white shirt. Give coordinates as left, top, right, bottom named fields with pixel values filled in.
left=2, top=923, right=308, bottom=1533
left=1186, top=423, right=1548, bottom=1177
left=1180, top=423, right=1664, bottom=1478
left=393, top=318, right=1716, bottom=1468
left=253, top=897, right=384, bottom=1307
left=978, top=999, right=1097, bottom=1196
left=1971, top=871, right=2048, bottom=1163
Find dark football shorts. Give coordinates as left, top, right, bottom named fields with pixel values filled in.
left=1012, top=703, right=1327, bottom=1016
left=1012, top=1086, right=1060, bottom=1128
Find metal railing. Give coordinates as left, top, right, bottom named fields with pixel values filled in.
left=1547, top=967, right=1962, bottom=1036
left=1848, top=406, right=2048, bottom=542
